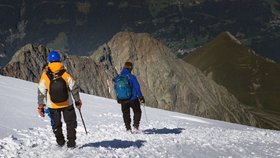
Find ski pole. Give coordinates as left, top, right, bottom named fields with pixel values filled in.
left=78, top=109, right=88, bottom=135
left=142, top=103, right=148, bottom=123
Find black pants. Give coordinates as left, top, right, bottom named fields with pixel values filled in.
left=49, top=105, right=77, bottom=143
left=121, top=99, right=142, bottom=130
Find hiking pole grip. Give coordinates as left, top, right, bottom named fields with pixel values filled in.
left=78, top=109, right=88, bottom=135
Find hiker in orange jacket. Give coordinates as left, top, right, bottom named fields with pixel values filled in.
left=37, top=51, right=82, bottom=148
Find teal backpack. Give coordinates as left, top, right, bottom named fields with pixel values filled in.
left=114, top=75, right=132, bottom=100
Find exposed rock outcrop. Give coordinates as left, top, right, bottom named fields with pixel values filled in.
left=184, top=32, right=280, bottom=129
left=1, top=32, right=272, bottom=129
left=0, top=44, right=49, bottom=82
left=0, top=44, right=117, bottom=98
left=93, top=32, right=260, bottom=127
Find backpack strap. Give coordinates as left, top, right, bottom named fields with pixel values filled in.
left=113, top=74, right=122, bottom=83
left=55, top=69, right=66, bottom=77
left=46, top=68, right=66, bottom=80
left=125, top=74, right=131, bottom=86
left=45, top=67, right=54, bottom=81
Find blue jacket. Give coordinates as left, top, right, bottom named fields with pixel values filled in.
left=114, top=68, right=143, bottom=101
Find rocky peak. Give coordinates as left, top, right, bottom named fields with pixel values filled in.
left=1, top=44, right=49, bottom=82
left=1, top=31, right=275, bottom=129
left=0, top=44, right=117, bottom=98
left=184, top=31, right=280, bottom=129
left=94, top=32, right=261, bottom=127
left=218, top=32, right=242, bottom=45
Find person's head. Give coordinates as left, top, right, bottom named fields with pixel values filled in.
left=48, top=51, right=61, bottom=63
left=124, top=61, right=133, bottom=72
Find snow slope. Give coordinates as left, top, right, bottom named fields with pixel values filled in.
left=0, top=75, right=280, bottom=158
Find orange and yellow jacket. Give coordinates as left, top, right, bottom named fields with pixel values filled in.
left=38, top=62, right=80, bottom=109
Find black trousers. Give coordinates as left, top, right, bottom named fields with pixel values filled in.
left=121, top=99, right=142, bottom=130
left=49, top=105, right=77, bottom=142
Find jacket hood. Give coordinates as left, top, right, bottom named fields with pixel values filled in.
left=48, top=62, right=65, bottom=73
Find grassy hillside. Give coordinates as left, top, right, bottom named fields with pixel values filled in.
left=183, top=32, right=280, bottom=114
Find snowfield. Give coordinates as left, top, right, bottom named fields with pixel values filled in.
left=0, top=75, right=280, bottom=158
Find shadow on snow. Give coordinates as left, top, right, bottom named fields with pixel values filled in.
left=80, top=139, right=146, bottom=149
left=143, top=128, right=184, bottom=135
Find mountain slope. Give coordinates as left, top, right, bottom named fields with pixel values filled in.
left=93, top=32, right=264, bottom=127
left=183, top=32, right=280, bottom=129
left=184, top=32, right=280, bottom=111
left=0, top=44, right=117, bottom=98
left=2, top=31, right=279, bottom=129
left=1, top=75, right=280, bottom=157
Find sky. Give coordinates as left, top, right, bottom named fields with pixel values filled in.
left=0, top=75, right=280, bottom=158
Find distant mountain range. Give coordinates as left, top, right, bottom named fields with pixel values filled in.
left=0, top=0, right=279, bottom=66
left=184, top=31, right=280, bottom=129
left=3, top=31, right=279, bottom=130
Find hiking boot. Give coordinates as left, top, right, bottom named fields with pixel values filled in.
left=126, top=125, right=131, bottom=131
left=54, top=128, right=65, bottom=146
left=56, top=139, right=65, bottom=147
left=67, top=140, right=76, bottom=148
left=125, top=126, right=133, bottom=133
left=133, top=125, right=139, bottom=131
left=126, top=129, right=133, bottom=134
left=133, top=125, right=142, bottom=134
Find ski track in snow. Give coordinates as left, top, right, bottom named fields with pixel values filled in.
left=1, top=75, right=280, bottom=158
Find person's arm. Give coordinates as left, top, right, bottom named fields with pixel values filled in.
left=132, top=76, right=145, bottom=103
left=38, top=73, right=47, bottom=104
left=38, top=73, right=47, bottom=117
left=132, top=76, right=143, bottom=97
left=38, top=89, right=45, bottom=105
left=67, top=74, right=82, bottom=109
left=68, top=77, right=80, bottom=101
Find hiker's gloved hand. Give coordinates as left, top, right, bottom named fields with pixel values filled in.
left=139, top=96, right=145, bottom=104
left=38, top=104, right=45, bottom=117
left=75, top=100, right=82, bottom=110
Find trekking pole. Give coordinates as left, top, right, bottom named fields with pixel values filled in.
left=142, top=103, right=149, bottom=123
left=78, top=109, right=88, bottom=135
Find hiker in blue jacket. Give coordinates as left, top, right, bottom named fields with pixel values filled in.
left=114, top=62, right=145, bottom=131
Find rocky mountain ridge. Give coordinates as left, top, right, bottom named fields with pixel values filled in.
left=0, top=44, right=116, bottom=98
left=184, top=31, right=280, bottom=129
left=2, top=31, right=278, bottom=129
left=184, top=31, right=280, bottom=112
